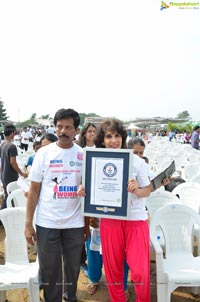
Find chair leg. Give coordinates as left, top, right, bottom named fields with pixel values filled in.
left=0, top=291, right=6, bottom=302
left=28, top=278, right=40, bottom=302
left=157, top=283, right=168, bottom=302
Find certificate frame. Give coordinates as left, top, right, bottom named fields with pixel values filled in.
left=82, top=148, right=133, bottom=219
left=151, top=160, right=175, bottom=190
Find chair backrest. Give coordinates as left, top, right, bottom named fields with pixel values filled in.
left=6, top=188, right=27, bottom=207
left=6, top=180, right=20, bottom=195
left=172, top=182, right=200, bottom=213
left=190, top=173, right=200, bottom=184
left=145, top=190, right=181, bottom=223
left=0, top=207, right=29, bottom=264
left=150, top=204, right=200, bottom=257
left=183, top=164, right=200, bottom=180
left=187, top=149, right=200, bottom=164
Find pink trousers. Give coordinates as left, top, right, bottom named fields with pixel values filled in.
left=100, top=219, right=150, bottom=302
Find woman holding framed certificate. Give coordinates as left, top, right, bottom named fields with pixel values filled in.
left=96, top=118, right=151, bottom=302
left=78, top=118, right=151, bottom=302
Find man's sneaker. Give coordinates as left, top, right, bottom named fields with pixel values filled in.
left=80, top=263, right=88, bottom=277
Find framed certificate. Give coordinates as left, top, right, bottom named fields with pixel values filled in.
left=82, top=148, right=133, bottom=219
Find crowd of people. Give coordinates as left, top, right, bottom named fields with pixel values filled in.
left=133, top=128, right=200, bottom=148
left=0, top=109, right=199, bottom=302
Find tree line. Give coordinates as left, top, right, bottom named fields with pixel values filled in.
left=0, top=97, right=195, bottom=132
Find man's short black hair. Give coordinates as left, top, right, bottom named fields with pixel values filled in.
left=3, top=123, right=17, bottom=137
left=193, top=125, right=200, bottom=131
left=53, top=108, right=80, bottom=129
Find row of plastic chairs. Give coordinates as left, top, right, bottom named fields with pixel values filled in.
left=147, top=183, right=200, bottom=302
left=146, top=181, right=200, bottom=221
left=6, top=180, right=28, bottom=208
left=144, top=138, right=192, bottom=173
left=0, top=179, right=39, bottom=301
left=144, top=138, right=200, bottom=179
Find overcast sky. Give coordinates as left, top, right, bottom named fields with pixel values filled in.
left=0, top=0, right=199, bottom=123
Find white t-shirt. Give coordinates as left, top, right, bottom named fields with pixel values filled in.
left=46, top=126, right=55, bottom=134
left=21, top=131, right=32, bottom=145
left=14, top=134, right=21, bottom=147
left=28, top=142, right=84, bottom=229
left=129, top=154, right=150, bottom=221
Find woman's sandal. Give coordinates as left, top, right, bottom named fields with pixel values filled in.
left=86, top=283, right=98, bottom=295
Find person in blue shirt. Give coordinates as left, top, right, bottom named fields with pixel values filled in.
left=24, top=141, right=41, bottom=174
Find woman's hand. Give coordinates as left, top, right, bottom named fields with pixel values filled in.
left=128, top=178, right=139, bottom=193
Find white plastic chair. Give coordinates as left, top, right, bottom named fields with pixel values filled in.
left=6, top=188, right=27, bottom=207
left=172, top=182, right=200, bottom=214
left=6, top=180, right=20, bottom=195
left=145, top=190, right=181, bottom=224
left=187, top=149, right=200, bottom=164
left=0, top=207, right=40, bottom=302
left=190, top=173, right=200, bottom=184
left=145, top=190, right=181, bottom=260
left=182, top=163, right=200, bottom=181
left=150, top=204, right=200, bottom=302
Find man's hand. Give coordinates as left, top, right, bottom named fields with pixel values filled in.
left=24, top=222, right=36, bottom=246
left=84, top=224, right=90, bottom=241
left=77, top=185, right=86, bottom=197
left=162, top=177, right=170, bottom=186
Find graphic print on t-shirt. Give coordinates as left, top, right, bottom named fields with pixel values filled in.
left=52, top=176, right=68, bottom=199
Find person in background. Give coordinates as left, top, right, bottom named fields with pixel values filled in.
left=46, top=124, right=56, bottom=134
left=20, top=127, right=32, bottom=151
left=0, top=123, right=28, bottom=209
left=127, top=138, right=156, bottom=183
left=190, top=125, right=200, bottom=150
left=0, top=132, right=4, bottom=144
left=78, top=118, right=151, bottom=302
left=14, top=130, right=21, bottom=148
left=24, top=108, right=89, bottom=302
left=168, top=130, right=175, bottom=142
left=24, top=141, right=41, bottom=175
left=77, top=123, right=99, bottom=289
left=34, top=130, right=43, bottom=143
left=183, top=131, right=191, bottom=144
left=77, top=123, right=96, bottom=149
left=127, top=137, right=169, bottom=189
left=40, top=133, right=58, bottom=147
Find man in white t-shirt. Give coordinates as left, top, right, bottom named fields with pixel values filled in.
left=24, top=108, right=89, bottom=302
left=20, top=127, right=32, bottom=151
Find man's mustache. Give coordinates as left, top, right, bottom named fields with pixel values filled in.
left=58, top=135, right=69, bottom=139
